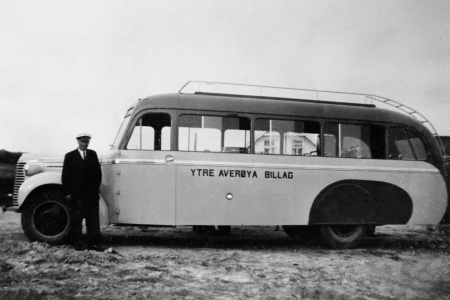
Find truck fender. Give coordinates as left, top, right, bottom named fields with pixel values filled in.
left=18, top=172, right=62, bottom=206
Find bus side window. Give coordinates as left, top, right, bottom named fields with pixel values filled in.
left=283, top=121, right=320, bottom=156
left=126, top=113, right=171, bottom=150
left=388, top=127, right=427, bottom=160
left=224, top=129, right=250, bottom=153
left=324, top=123, right=385, bottom=159
left=254, top=119, right=320, bottom=156
left=178, top=115, right=250, bottom=153
left=223, top=117, right=250, bottom=153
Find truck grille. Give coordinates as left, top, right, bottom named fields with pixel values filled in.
left=12, top=162, right=26, bottom=207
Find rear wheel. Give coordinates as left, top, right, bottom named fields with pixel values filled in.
left=318, top=225, right=367, bottom=249
left=21, top=190, right=74, bottom=244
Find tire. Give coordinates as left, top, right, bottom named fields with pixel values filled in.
left=318, top=225, right=367, bottom=249
left=21, top=190, right=74, bottom=244
left=282, top=225, right=316, bottom=240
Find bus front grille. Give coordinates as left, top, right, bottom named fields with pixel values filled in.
left=12, top=162, right=26, bottom=207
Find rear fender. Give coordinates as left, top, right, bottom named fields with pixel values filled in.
left=309, top=180, right=413, bottom=225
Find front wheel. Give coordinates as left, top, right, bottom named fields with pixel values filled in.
left=21, top=190, right=74, bottom=244
left=318, top=225, right=367, bottom=249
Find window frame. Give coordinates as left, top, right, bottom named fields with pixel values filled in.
left=121, top=110, right=174, bottom=151
left=322, top=121, right=387, bottom=160
left=121, top=108, right=434, bottom=163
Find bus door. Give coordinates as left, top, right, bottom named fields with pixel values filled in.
left=114, top=112, right=176, bottom=225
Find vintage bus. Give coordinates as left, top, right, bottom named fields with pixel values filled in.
left=6, top=82, right=450, bottom=249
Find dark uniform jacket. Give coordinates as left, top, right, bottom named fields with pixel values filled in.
left=62, top=149, right=102, bottom=200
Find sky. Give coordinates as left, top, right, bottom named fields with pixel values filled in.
left=1, top=0, right=449, bottom=154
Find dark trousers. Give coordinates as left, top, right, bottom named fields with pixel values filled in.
left=72, top=192, right=101, bottom=246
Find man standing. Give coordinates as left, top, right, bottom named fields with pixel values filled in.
left=62, top=133, right=103, bottom=251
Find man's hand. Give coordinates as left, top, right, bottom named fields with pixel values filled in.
left=65, top=195, right=72, bottom=201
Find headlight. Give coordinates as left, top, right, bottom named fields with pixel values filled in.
left=24, top=162, right=45, bottom=176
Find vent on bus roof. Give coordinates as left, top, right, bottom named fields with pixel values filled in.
left=179, top=81, right=440, bottom=139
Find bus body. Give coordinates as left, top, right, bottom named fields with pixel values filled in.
left=8, top=84, right=450, bottom=249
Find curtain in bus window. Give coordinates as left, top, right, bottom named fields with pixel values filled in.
left=178, top=115, right=250, bottom=153
left=342, top=124, right=371, bottom=158
left=389, top=127, right=427, bottom=160
left=125, top=113, right=171, bottom=150
left=254, top=119, right=320, bottom=155
left=323, top=124, right=338, bottom=157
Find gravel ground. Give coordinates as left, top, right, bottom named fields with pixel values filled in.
left=0, top=212, right=449, bottom=300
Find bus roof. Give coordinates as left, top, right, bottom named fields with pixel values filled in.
left=134, top=93, right=426, bottom=132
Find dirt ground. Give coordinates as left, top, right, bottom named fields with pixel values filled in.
left=0, top=212, right=449, bottom=300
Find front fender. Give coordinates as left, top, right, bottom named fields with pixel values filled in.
left=18, top=172, right=110, bottom=225
left=18, top=172, right=62, bottom=206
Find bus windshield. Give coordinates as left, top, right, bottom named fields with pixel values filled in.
left=111, top=114, right=131, bottom=150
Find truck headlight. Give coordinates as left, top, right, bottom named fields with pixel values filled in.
left=25, top=162, right=44, bottom=176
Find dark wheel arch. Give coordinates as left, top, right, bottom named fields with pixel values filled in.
left=309, top=180, right=413, bottom=225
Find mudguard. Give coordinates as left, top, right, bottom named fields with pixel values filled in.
left=309, top=180, right=413, bottom=225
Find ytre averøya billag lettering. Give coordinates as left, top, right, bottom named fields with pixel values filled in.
left=190, top=169, right=293, bottom=179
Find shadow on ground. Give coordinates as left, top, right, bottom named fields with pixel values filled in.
left=100, top=225, right=450, bottom=253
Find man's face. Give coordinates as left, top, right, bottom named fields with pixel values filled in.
left=77, top=138, right=90, bottom=151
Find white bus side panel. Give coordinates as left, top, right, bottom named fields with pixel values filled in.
left=174, top=153, right=447, bottom=226
left=110, top=151, right=176, bottom=225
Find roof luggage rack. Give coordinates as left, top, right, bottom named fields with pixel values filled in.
left=179, top=81, right=440, bottom=140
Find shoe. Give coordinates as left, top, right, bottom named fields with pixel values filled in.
left=87, top=244, right=106, bottom=252
left=74, top=244, right=83, bottom=251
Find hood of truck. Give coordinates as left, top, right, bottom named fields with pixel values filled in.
left=19, top=152, right=64, bottom=163
left=18, top=150, right=118, bottom=164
